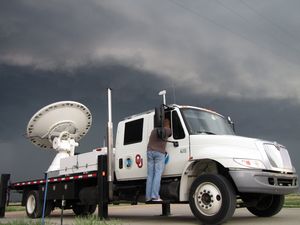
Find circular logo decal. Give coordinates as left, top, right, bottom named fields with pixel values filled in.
left=125, top=156, right=133, bottom=169
left=135, top=154, right=143, bottom=168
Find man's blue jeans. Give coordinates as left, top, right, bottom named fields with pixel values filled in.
left=146, top=150, right=165, bottom=201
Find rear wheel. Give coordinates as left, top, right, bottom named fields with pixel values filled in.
left=247, top=194, right=284, bottom=217
left=88, top=204, right=97, bottom=214
left=189, top=174, right=236, bottom=225
left=25, top=191, right=42, bottom=218
left=25, top=190, right=53, bottom=218
left=73, top=204, right=97, bottom=216
left=44, top=201, right=53, bottom=217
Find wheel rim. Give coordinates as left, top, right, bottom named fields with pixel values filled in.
left=193, top=182, right=222, bottom=216
left=26, top=195, right=36, bottom=214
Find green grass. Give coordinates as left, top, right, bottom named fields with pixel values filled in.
left=5, top=205, right=25, bottom=212
left=284, top=194, right=300, bottom=208
left=0, top=217, right=122, bottom=225
left=74, top=215, right=122, bottom=225
left=0, top=221, right=48, bottom=225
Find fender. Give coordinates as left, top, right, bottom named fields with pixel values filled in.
left=179, top=158, right=232, bottom=201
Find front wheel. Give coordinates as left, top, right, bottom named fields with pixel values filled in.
left=247, top=194, right=284, bottom=217
left=189, top=174, right=236, bottom=225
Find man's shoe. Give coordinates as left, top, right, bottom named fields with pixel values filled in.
left=152, top=198, right=163, bottom=202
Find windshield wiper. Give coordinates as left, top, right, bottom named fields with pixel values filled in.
left=197, top=130, right=216, bottom=135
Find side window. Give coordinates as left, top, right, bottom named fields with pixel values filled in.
left=172, top=111, right=185, bottom=140
left=124, top=118, right=144, bottom=145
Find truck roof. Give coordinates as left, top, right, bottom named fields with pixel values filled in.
left=172, top=104, right=224, bottom=118
left=122, top=104, right=224, bottom=121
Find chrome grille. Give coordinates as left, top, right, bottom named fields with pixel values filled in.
left=264, top=144, right=292, bottom=170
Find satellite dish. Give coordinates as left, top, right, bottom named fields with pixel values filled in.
left=26, top=101, right=92, bottom=172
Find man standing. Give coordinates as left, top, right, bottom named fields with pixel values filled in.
left=146, top=118, right=172, bottom=202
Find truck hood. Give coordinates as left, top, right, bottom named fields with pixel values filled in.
left=189, top=134, right=295, bottom=172
left=190, top=135, right=262, bottom=160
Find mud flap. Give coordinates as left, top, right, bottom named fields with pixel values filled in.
left=0, top=174, right=11, bottom=218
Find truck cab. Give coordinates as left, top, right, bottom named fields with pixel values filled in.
left=114, top=104, right=298, bottom=224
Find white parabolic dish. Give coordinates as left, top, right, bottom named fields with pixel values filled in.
left=27, top=101, right=92, bottom=150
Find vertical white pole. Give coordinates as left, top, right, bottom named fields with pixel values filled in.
left=107, top=88, right=114, bottom=200
left=163, top=95, right=166, bottom=105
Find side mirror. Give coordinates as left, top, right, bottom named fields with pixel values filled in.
left=227, top=116, right=235, bottom=133
left=154, top=105, right=165, bottom=128
left=154, top=107, right=161, bottom=128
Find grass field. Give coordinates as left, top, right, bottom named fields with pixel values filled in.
left=0, top=221, right=42, bottom=225
left=284, top=194, right=300, bottom=208
left=0, top=217, right=122, bottom=225
left=5, top=205, right=25, bottom=212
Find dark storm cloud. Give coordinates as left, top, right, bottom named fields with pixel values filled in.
left=1, top=0, right=300, bottom=100
left=0, top=63, right=170, bottom=142
left=0, top=0, right=136, bottom=69
left=0, top=0, right=299, bottom=185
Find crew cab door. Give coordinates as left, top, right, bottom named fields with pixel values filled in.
left=163, top=109, right=190, bottom=177
left=115, top=113, right=153, bottom=181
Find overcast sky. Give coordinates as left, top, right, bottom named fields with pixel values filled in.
left=0, top=0, right=299, bottom=183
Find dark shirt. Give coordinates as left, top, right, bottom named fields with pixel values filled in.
left=147, top=127, right=172, bottom=153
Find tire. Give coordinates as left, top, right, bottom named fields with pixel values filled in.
left=88, top=204, right=97, bottom=214
left=25, top=190, right=43, bottom=218
left=247, top=194, right=284, bottom=217
left=44, top=201, right=54, bottom=217
left=25, top=190, right=53, bottom=218
left=189, top=174, right=236, bottom=225
left=73, top=204, right=97, bottom=216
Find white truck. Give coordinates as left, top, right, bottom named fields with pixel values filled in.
left=0, top=89, right=298, bottom=225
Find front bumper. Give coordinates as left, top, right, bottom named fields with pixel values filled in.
left=229, top=169, right=298, bottom=195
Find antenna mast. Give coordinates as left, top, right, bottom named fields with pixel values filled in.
left=158, top=90, right=167, bottom=105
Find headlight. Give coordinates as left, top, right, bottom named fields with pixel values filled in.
left=234, top=158, right=266, bottom=169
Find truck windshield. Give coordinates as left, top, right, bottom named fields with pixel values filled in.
left=181, top=108, right=235, bottom=135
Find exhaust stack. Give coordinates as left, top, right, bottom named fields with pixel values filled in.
left=107, top=88, right=114, bottom=199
